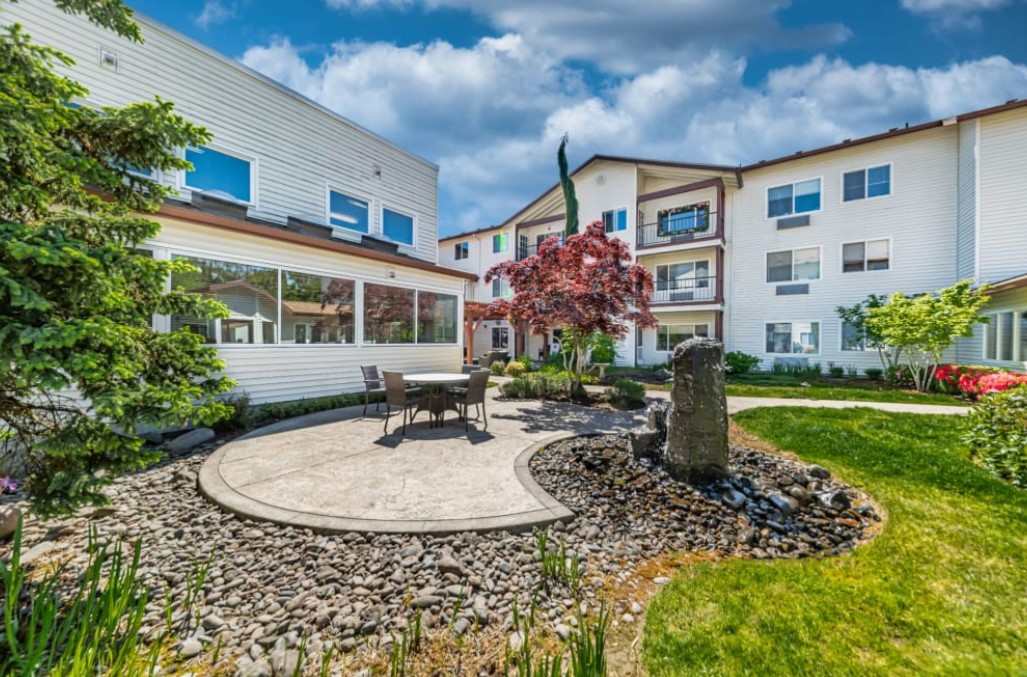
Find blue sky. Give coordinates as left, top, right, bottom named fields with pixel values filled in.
left=128, top=0, right=1027, bottom=236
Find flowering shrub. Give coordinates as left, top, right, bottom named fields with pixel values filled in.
left=885, top=364, right=916, bottom=389
left=959, top=372, right=1027, bottom=399
left=0, top=476, right=18, bottom=494
left=963, top=384, right=1027, bottom=488
left=935, top=363, right=1007, bottom=395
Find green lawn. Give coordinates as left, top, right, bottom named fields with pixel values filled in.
left=643, top=408, right=1027, bottom=676
left=723, top=374, right=963, bottom=406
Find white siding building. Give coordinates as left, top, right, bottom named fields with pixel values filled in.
left=5, top=0, right=476, bottom=402
left=446, top=101, right=1027, bottom=374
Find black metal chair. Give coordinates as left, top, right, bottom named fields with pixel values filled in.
left=361, top=365, right=386, bottom=416
left=382, top=371, right=422, bottom=435
left=452, top=370, right=489, bottom=431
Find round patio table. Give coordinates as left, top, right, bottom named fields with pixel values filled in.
left=403, top=373, right=469, bottom=428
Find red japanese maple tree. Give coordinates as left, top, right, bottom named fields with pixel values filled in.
left=485, top=220, right=657, bottom=392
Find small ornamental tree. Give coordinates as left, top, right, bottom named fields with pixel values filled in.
left=865, top=280, right=990, bottom=392
left=1, top=0, right=235, bottom=517
left=485, top=221, right=657, bottom=394
left=836, top=293, right=902, bottom=370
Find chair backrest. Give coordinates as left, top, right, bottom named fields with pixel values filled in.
left=463, top=369, right=490, bottom=405
left=361, top=365, right=382, bottom=389
left=461, top=364, right=483, bottom=374
left=382, top=371, right=408, bottom=406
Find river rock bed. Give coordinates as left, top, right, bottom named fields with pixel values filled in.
left=1, top=431, right=878, bottom=675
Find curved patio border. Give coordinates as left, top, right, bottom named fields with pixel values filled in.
left=197, top=410, right=576, bottom=535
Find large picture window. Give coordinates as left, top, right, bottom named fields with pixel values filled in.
left=656, top=324, right=709, bottom=351
left=766, top=321, right=820, bottom=354
left=170, top=256, right=278, bottom=344
left=767, top=247, right=820, bottom=282
left=363, top=283, right=415, bottom=344
left=655, top=261, right=711, bottom=301
left=184, top=146, right=252, bottom=203
left=281, top=271, right=355, bottom=344
left=328, top=190, right=370, bottom=233
left=417, top=292, right=458, bottom=344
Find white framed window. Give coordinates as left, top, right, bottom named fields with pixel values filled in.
left=843, top=164, right=891, bottom=202
left=842, top=239, right=890, bottom=273
left=840, top=322, right=867, bottom=351
left=493, top=232, right=509, bottom=253
left=767, top=178, right=821, bottom=218
left=492, top=277, right=512, bottom=298
left=381, top=205, right=415, bottom=246
left=766, top=321, right=820, bottom=354
left=656, top=324, right=709, bottom=351
left=183, top=145, right=255, bottom=205
left=766, top=247, right=820, bottom=283
left=327, top=188, right=371, bottom=234
left=655, top=261, right=711, bottom=301
left=603, top=207, right=627, bottom=233
left=454, top=241, right=469, bottom=260
left=492, top=326, right=509, bottom=349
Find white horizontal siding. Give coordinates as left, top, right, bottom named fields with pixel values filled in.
left=956, top=120, right=977, bottom=281
left=4, top=0, right=439, bottom=263
left=978, top=108, right=1027, bottom=283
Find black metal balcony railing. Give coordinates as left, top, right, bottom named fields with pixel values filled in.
left=517, top=237, right=564, bottom=261
left=637, top=211, right=717, bottom=247
left=652, top=276, right=718, bottom=304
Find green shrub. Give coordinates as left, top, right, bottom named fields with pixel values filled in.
left=828, top=365, right=846, bottom=378
left=490, top=360, right=507, bottom=375
left=500, top=373, right=571, bottom=400
left=504, top=361, right=527, bottom=377
left=516, top=353, right=534, bottom=371
left=725, top=351, right=760, bottom=374
left=589, top=334, right=617, bottom=364
left=212, top=392, right=254, bottom=432
left=605, top=378, right=646, bottom=408
left=865, top=367, right=883, bottom=380
left=963, top=385, right=1027, bottom=488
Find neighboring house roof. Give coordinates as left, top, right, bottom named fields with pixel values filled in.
left=438, top=223, right=507, bottom=243
left=987, top=271, right=1027, bottom=294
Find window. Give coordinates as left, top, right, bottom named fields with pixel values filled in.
left=842, top=239, right=890, bottom=273
left=841, top=322, right=867, bottom=351
left=328, top=190, right=370, bottom=233
left=281, top=271, right=355, bottom=344
left=363, top=283, right=415, bottom=344
left=382, top=208, right=414, bottom=246
left=454, top=241, right=469, bottom=260
left=766, top=247, right=820, bottom=282
left=1021, top=312, right=1027, bottom=362
left=767, top=178, right=820, bottom=218
left=491, top=277, right=512, bottom=298
left=658, top=202, right=710, bottom=236
left=985, top=314, right=997, bottom=360
left=170, top=256, right=278, bottom=344
left=999, top=311, right=1015, bottom=361
left=417, top=292, right=458, bottom=344
left=655, top=261, right=711, bottom=300
left=656, top=324, right=709, bottom=351
left=492, top=327, right=509, bottom=349
left=766, top=322, right=820, bottom=354
left=184, top=146, right=252, bottom=203
left=493, top=232, right=508, bottom=253
left=603, top=208, right=627, bottom=233
left=843, top=164, right=891, bottom=202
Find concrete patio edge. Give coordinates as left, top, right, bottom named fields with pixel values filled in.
left=197, top=412, right=576, bottom=536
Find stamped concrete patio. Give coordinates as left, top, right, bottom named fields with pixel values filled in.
left=199, top=387, right=966, bottom=535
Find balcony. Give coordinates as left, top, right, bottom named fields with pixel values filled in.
left=517, top=237, right=564, bottom=261
left=637, top=211, right=719, bottom=248
left=652, top=276, right=719, bottom=304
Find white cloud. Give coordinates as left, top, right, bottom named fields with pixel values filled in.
left=195, top=0, right=235, bottom=30
left=901, top=0, right=1011, bottom=29
left=241, top=35, right=1027, bottom=233
left=323, top=0, right=849, bottom=75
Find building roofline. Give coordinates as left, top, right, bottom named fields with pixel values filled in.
left=129, top=10, right=438, bottom=172
left=986, top=271, right=1027, bottom=294
left=438, top=224, right=506, bottom=242
left=158, top=202, right=477, bottom=281
left=741, top=98, right=1027, bottom=172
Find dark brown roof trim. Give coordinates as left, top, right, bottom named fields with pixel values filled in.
left=987, top=271, right=1027, bottom=293
left=517, top=213, right=565, bottom=228
left=158, top=202, right=478, bottom=282
left=437, top=223, right=506, bottom=243
left=742, top=98, right=1027, bottom=172
left=637, top=177, right=724, bottom=204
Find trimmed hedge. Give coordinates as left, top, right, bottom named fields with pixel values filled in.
left=963, top=384, right=1027, bottom=488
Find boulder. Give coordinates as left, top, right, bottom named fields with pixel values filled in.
left=164, top=428, right=215, bottom=454
left=664, top=338, right=729, bottom=483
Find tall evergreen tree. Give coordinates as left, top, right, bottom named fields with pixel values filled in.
left=557, top=134, right=579, bottom=237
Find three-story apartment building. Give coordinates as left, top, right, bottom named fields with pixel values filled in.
left=443, top=101, right=1027, bottom=373
left=6, top=0, right=476, bottom=403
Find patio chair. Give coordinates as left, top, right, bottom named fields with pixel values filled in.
left=361, top=365, right=386, bottom=417
left=382, top=371, right=422, bottom=435
left=452, top=369, right=489, bottom=431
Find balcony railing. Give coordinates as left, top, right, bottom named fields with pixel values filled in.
left=637, top=211, right=718, bottom=248
left=652, top=276, right=718, bottom=304
left=517, top=237, right=564, bottom=260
